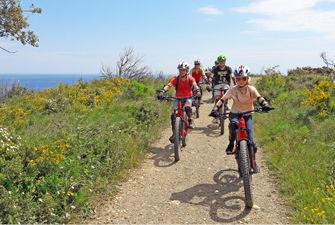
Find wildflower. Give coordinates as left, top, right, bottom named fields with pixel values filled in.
left=317, top=210, right=326, bottom=218
left=71, top=205, right=76, bottom=210
left=38, top=198, right=43, bottom=202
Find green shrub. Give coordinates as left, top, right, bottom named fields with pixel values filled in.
left=255, top=71, right=335, bottom=223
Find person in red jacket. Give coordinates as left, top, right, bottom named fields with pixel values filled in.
left=158, top=61, right=201, bottom=143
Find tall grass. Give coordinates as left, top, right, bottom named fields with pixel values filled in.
left=254, top=71, right=335, bottom=223
left=0, top=77, right=171, bottom=223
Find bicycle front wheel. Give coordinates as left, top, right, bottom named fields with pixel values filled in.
left=239, top=140, right=253, bottom=208
left=174, top=117, right=182, bottom=161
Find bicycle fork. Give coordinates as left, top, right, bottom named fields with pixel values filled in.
left=235, top=117, right=257, bottom=172
left=175, top=101, right=190, bottom=139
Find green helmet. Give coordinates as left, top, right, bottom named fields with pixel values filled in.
left=215, top=60, right=219, bottom=65
left=217, top=55, right=226, bottom=62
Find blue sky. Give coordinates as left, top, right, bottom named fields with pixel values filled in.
left=1, top=0, right=335, bottom=75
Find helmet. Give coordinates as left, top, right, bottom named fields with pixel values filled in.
left=234, top=65, right=250, bottom=77
left=177, top=61, right=190, bottom=70
left=217, top=55, right=226, bottom=62
left=215, top=60, right=219, bottom=65
left=194, top=60, right=201, bottom=65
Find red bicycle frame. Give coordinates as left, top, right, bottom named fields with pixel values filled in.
left=235, top=114, right=257, bottom=171
left=175, top=100, right=190, bottom=139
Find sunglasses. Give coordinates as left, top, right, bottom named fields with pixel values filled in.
left=236, top=77, right=247, bottom=82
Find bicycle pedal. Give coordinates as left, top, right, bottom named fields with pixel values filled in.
left=226, top=151, right=235, bottom=155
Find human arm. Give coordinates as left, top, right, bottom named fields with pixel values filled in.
left=192, top=79, right=201, bottom=97
left=158, top=77, right=175, bottom=98
left=214, top=89, right=232, bottom=108
left=253, top=88, right=271, bottom=111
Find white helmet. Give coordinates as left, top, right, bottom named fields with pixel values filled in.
left=234, top=65, right=250, bottom=77
left=177, top=61, right=190, bottom=70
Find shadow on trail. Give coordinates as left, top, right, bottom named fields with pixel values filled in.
left=191, top=124, right=223, bottom=138
left=149, top=144, right=177, bottom=167
left=170, top=169, right=251, bottom=223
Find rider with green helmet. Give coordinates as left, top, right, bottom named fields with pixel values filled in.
left=211, top=54, right=233, bottom=86
left=210, top=54, right=234, bottom=111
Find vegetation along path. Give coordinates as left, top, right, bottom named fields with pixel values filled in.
left=87, top=91, right=290, bottom=223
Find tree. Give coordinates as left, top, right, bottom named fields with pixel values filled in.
left=321, top=52, right=335, bottom=68
left=0, top=0, right=41, bottom=53
left=320, top=52, right=335, bottom=81
left=101, top=48, right=151, bottom=81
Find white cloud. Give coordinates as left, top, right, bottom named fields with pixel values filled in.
left=234, top=0, right=335, bottom=38
left=198, top=6, right=222, bottom=15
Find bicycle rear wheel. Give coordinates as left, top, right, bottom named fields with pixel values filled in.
left=196, top=104, right=200, bottom=118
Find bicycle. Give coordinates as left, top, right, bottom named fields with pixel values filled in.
left=212, top=83, right=230, bottom=135
left=230, top=107, right=274, bottom=208
left=157, top=94, right=191, bottom=161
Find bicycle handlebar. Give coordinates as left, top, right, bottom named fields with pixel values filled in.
left=235, top=107, right=275, bottom=115
left=157, top=95, right=192, bottom=101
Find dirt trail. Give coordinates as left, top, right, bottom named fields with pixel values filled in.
left=87, top=91, right=290, bottom=224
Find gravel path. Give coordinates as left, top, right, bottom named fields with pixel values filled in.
left=87, top=91, right=290, bottom=224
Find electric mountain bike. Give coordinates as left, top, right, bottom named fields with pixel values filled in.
left=231, top=107, right=274, bottom=208
left=157, top=95, right=191, bottom=161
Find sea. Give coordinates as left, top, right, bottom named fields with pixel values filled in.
left=0, top=74, right=101, bottom=91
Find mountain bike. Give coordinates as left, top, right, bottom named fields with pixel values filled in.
left=157, top=95, right=191, bottom=161
left=212, top=83, right=230, bottom=135
left=231, top=107, right=274, bottom=208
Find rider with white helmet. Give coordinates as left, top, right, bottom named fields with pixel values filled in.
left=210, top=65, right=271, bottom=173
left=159, top=61, right=201, bottom=143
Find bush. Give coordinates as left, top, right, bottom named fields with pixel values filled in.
left=255, top=70, right=335, bottom=223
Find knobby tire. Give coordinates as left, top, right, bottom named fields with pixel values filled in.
left=239, top=140, right=253, bottom=208
left=174, top=117, right=182, bottom=161
left=182, top=112, right=188, bottom=147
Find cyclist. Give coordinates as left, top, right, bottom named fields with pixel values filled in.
left=190, top=60, right=205, bottom=102
left=210, top=65, right=272, bottom=173
left=158, top=61, right=201, bottom=143
left=210, top=54, right=234, bottom=118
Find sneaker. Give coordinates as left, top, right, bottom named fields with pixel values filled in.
left=212, top=118, right=219, bottom=124
left=189, top=119, right=196, bottom=129
left=169, top=135, right=174, bottom=143
left=225, top=142, right=235, bottom=155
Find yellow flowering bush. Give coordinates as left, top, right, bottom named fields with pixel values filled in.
left=303, top=80, right=334, bottom=117
left=29, top=138, right=70, bottom=167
